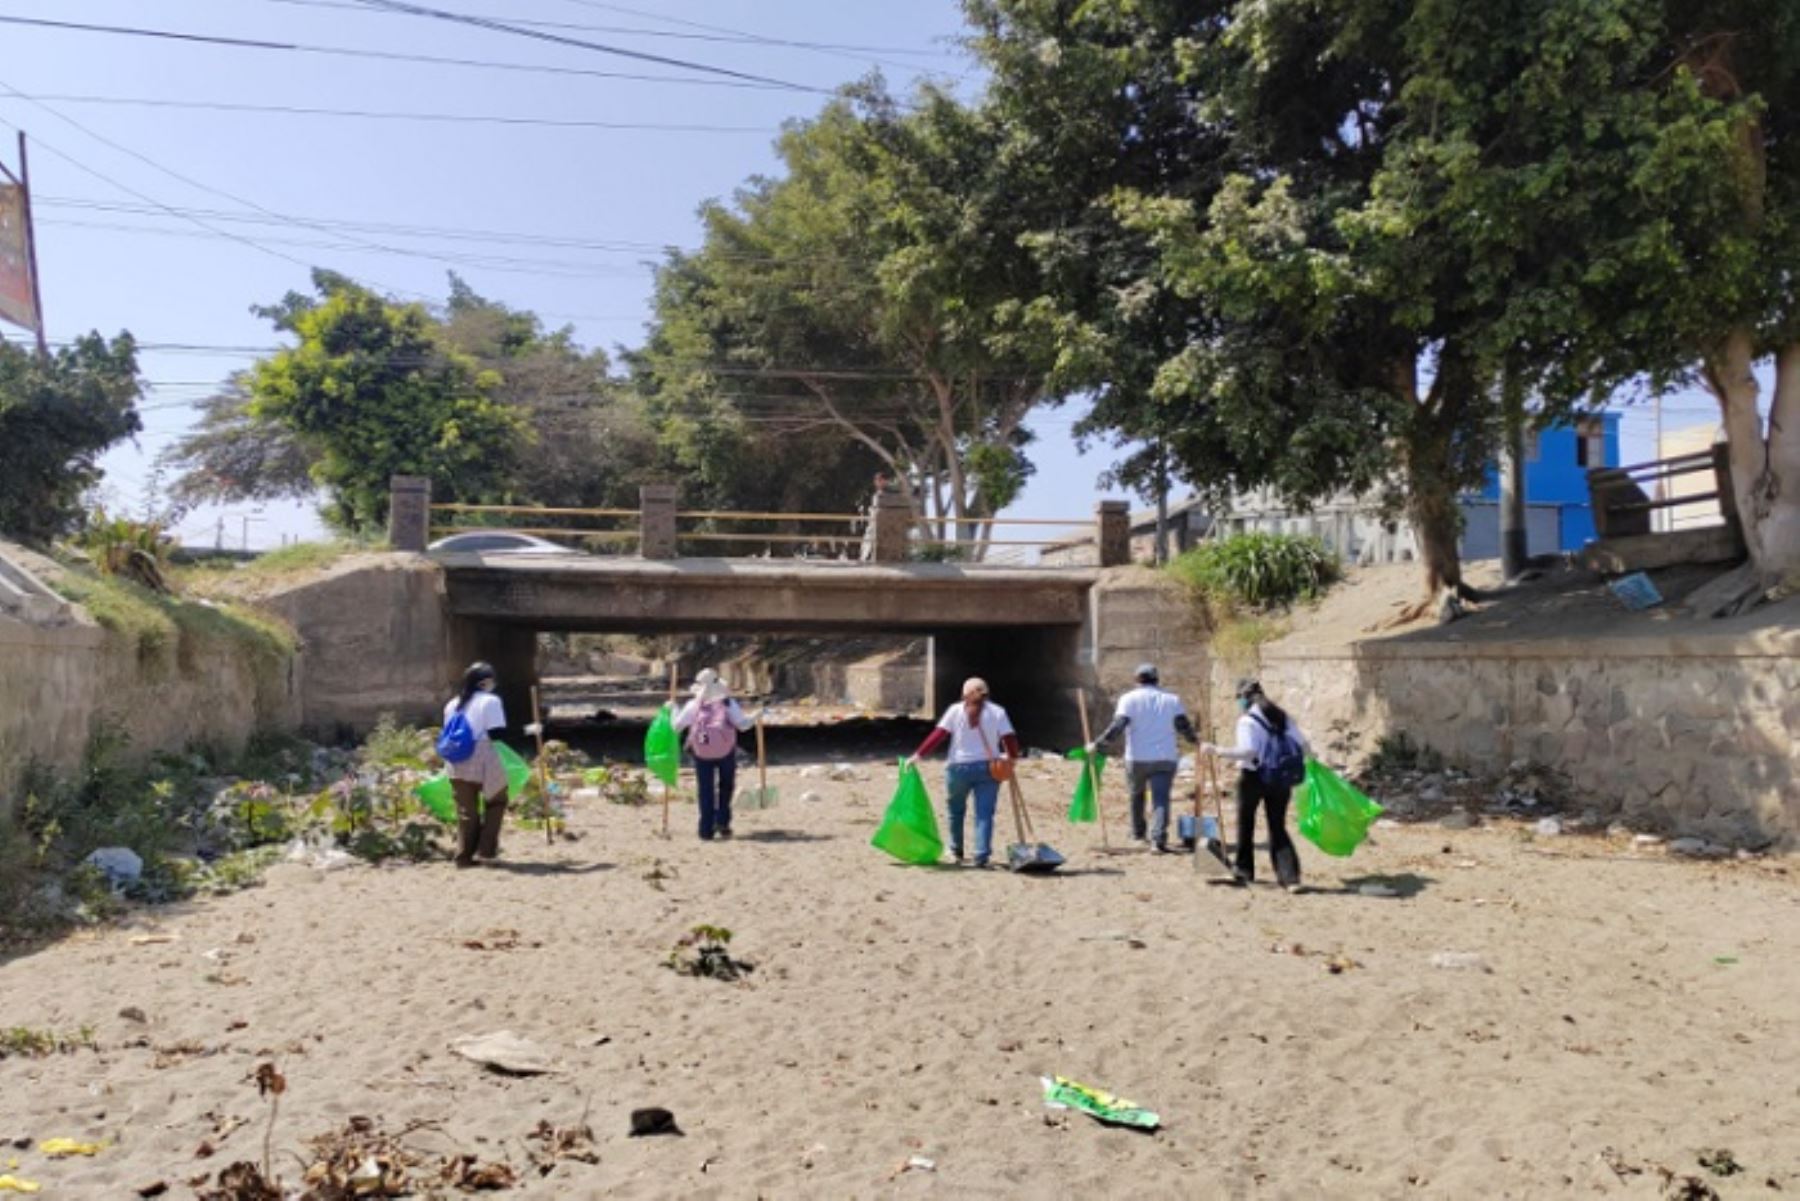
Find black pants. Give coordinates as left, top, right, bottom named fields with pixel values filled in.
left=1236, top=771, right=1300, bottom=886
left=452, top=780, right=508, bottom=865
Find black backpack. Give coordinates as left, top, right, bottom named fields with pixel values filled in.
left=1249, top=713, right=1307, bottom=789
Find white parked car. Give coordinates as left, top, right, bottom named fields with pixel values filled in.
left=427, top=532, right=574, bottom=556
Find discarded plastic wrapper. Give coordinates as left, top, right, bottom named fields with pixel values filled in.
left=1042, top=1075, right=1160, bottom=1130
left=1064, top=747, right=1105, bottom=824
left=0, top=1175, right=42, bottom=1193
left=1608, top=571, right=1663, bottom=611
left=40, top=1139, right=106, bottom=1158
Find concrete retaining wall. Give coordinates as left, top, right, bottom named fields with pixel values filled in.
left=1250, top=634, right=1799, bottom=848
left=2, top=595, right=299, bottom=816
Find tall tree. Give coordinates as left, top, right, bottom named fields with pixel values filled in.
left=0, top=333, right=143, bottom=545
left=246, top=274, right=524, bottom=533
left=634, top=82, right=1055, bottom=553
left=164, top=373, right=318, bottom=514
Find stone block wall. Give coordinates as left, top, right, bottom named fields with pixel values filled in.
left=1, top=605, right=299, bottom=817
left=1251, top=635, right=1799, bottom=848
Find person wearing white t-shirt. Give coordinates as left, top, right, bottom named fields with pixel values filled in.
left=906, top=677, right=1022, bottom=867
left=1203, top=678, right=1309, bottom=889
left=442, top=661, right=527, bottom=868
left=1089, top=664, right=1199, bottom=852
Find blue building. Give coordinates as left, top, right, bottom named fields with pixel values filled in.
left=1464, top=413, right=1621, bottom=556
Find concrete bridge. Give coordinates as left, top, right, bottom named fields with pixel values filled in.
left=438, top=553, right=1101, bottom=741
left=263, top=548, right=1201, bottom=748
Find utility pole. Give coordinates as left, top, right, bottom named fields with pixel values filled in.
left=1653, top=394, right=1665, bottom=532
left=1499, top=368, right=1528, bottom=581
left=17, top=134, right=46, bottom=358
left=1154, top=439, right=1171, bottom=566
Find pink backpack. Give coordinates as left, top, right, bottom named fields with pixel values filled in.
left=687, top=702, right=739, bottom=760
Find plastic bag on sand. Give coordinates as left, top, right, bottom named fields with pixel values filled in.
left=871, top=760, right=943, bottom=865
left=284, top=833, right=354, bottom=872
left=1296, top=759, right=1383, bottom=858
left=644, top=703, right=681, bottom=788
left=1064, top=748, right=1105, bottom=824
left=1041, top=1075, right=1160, bottom=1130
left=416, top=743, right=532, bottom=824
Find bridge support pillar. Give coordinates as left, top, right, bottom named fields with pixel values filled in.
left=1096, top=500, right=1131, bottom=568
left=389, top=475, right=431, bottom=552
left=640, top=484, right=678, bottom=559
left=872, top=485, right=913, bottom=563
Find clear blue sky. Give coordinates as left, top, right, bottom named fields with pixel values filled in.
left=0, top=0, right=1720, bottom=548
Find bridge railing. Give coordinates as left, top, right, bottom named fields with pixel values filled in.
left=393, top=476, right=1132, bottom=567
left=1587, top=444, right=1738, bottom=538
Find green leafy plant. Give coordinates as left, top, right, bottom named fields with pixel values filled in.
left=80, top=508, right=171, bottom=580
left=359, top=716, right=434, bottom=773
left=1366, top=732, right=1445, bottom=776
left=1168, top=534, right=1340, bottom=612
left=0, top=1025, right=98, bottom=1060
left=665, top=924, right=752, bottom=981
left=582, top=765, right=651, bottom=807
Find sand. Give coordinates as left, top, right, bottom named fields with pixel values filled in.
left=3, top=760, right=1796, bottom=1199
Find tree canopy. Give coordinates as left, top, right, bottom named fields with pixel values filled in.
left=0, top=333, right=143, bottom=545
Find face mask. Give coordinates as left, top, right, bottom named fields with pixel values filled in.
left=1237, top=697, right=1252, bottom=711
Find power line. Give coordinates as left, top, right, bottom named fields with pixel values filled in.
left=14, top=93, right=772, bottom=134
left=0, top=79, right=457, bottom=296
left=253, top=0, right=960, bottom=60
left=37, top=216, right=656, bottom=279
left=0, top=14, right=794, bottom=92
left=343, top=0, right=829, bottom=94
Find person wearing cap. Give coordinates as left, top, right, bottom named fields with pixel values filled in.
left=1203, top=679, right=1308, bottom=889
left=906, top=677, right=1023, bottom=867
left=1089, top=664, right=1199, bottom=853
left=672, top=669, right=759, bottom=841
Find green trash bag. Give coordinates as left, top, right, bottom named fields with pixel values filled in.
left=416, top=774, right=456, bottom=823
left=871, top=759, right=944, bottom=865
left=644, top=702, right=680, bottom=788
left=1296, top=759, right=1384, bottom=857
left=415, top=742, right=534, bottom=825
left=1065, top=747, right=1106, bottom=824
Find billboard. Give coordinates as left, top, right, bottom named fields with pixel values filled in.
left=0, top=181, right=37, bottom=333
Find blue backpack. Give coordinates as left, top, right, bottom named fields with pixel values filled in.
left=436, top=708, right=478, bottom=764
left=1250, top=713, right=1307, bottom=789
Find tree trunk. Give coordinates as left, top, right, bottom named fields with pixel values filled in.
left=1498, top=370, right=1528, bottom=580
left=1706, top=333, right=1800, bottom=582
left=1400, top=408, right=1468, bottom=600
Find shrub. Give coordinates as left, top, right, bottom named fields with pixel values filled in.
left=1168, top=533, right=1340, bottom=611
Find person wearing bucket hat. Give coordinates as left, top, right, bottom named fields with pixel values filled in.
left=673, top=670, right=759, bottom=841
left=1203, top=678, right=1309, bottom=889
left=1088, top=663, right=1199, bottom=852
left=906, top=677, right=1023, bottom=867
left=442, top=661, right=529, bottom=868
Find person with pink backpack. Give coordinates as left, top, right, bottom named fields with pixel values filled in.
left=672, top=669, right=759, bottom=841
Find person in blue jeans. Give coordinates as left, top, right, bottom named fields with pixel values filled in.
left=673, top=669, right=758, bottom=841
left=905, top=677, right=1022, bottom=867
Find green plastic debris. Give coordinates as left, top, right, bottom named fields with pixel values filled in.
left=644, top=702, right=681, bottom=788
left=1041, top=1075, right=1160, bottom=1130
left=1296, top=759, right=1384, bottom=858
left=1065, top=747, right=1106, bottom=824
left=415, top=742, right=533, bottom=824
left=871, top=759, right=944, bottom=865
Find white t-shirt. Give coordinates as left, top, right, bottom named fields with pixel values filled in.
left=444, top=690, right=506, bottom=742
left=1114, top=685, right=1188, bottom=763
left=936, top=701, right=1016, bottom=765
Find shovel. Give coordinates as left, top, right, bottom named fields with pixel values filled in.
left=739, top=714, right=779, bottom=811
left=1005, top=769, right=1065, bottom=874
left=1192, top=752, right=1241, bottom=880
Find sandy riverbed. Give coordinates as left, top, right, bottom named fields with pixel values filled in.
left=3, top=760, right=1796, bottom=1198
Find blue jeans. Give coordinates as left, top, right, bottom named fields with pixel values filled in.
left=945, top=761, right=1001, bottom=862
left=1127, top=760, right=1177, bottom=845
left=694, top=755, right=736, bottom=839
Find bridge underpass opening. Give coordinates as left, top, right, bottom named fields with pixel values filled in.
left=448, top=618, right=1090, bottom=767
left=437, top=556, right=1100, bottom=762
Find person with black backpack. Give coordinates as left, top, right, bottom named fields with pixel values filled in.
left=1203, top=679, right=1309, bottom=890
